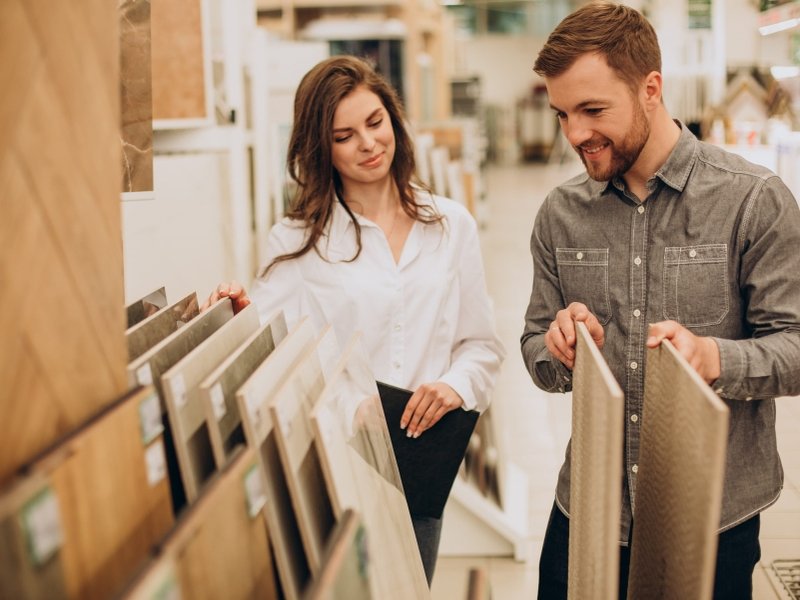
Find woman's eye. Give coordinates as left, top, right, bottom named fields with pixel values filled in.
left=368, top=118, right=383, bottom=128
left=334, top=135, right=351, bottom=143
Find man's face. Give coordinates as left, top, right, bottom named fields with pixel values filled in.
left=545, top=52, right=650, bottom=181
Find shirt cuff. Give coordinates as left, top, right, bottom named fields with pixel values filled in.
left=438, top=372, right=480, bottom=412
left=710, top=337, right=744, bottom=397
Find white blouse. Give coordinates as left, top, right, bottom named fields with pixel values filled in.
left=249, top=193, right=505, bottom=412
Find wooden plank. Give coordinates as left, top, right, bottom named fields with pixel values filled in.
left=305, top=508, right=374, bottom=600
left=0, top=386, right=173, bottom=600
left=311, top=334, right=430, bottom=599
left=627, top=340, right=729, bottom=599
left=121, top=446, right=279, bottom=600
left=126, top=292, right=198, bottom=362
left=270, top=327, right=338, bottom=574
left=161, top=304, right=260, bottom=502
left=0, top=0, right=126, bottom=486
left=199, top=309, right=288, bottom=468
left=236, top=318, right=316, bottom=600
left=125, top=287, right=167, bottom=329
left=568, top=322, right=624, bottom=600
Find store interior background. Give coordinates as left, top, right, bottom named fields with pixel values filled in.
left=122, top=0, right=800, bottom=597
left=6, top=0, right=798, bottom=597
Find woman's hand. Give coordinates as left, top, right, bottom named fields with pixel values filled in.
left=400, top=382, right=464, bottom=438
left=200, top=281, right=252, bottom=314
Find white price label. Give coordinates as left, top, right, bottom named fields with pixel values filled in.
left=21, top=487, right=63, bottom=566
left=145, top=439, right=167, bottom=487
left=210, top=383, right=227, bottom=421
left=171, top=375, right=187, bottom=408
left=136, top=363, right=153, bottom=386
left=138, top=391, right=163, bottom=444
left=243, top=464, right=267, bottom=519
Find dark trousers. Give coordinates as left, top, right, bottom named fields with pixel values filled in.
left=412, top=515, right=443, bottom=587
left=537, top=502, right=761, bottom=600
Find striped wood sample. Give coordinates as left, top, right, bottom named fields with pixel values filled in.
left=0, top=0, right=127, bottom=485
left=125, top=287, right=167, bottom=329
left=126, top=292, right=198, bottom=362
left=311, top=334, right=430, bottom=599
left=568, top=322, right=624, bottom=600
left=237, top=318, right=316, bottom=600
left=0, top=386, right=173, bottom=600
left=199, top=309, right=288, bottom=468
left=627, top=340, right=729, bottom=600
left=161, top=303, right=260, bottom=502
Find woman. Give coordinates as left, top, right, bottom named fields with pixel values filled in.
left=209, top=55, right=504, bottom=584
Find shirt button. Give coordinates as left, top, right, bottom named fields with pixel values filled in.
left=632, top=464, right=639, bottom=474
left=393, top=361, right=401, bottom=369
left=576, top=252, right=584, bottom=260
left=394, top=324, right=401, bottom=332
left=637, top=205, right=645, bottom=214
left=633, top=309, right=641, bottom=317
left=634, top=256, right=642, bottom=266
left=630, top=361, right=638, bottom=370
left=630, top=414, right=639, bottom=423
left=689, top=249, right=697, bottom=258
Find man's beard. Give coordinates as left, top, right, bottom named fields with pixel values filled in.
left=577, top=102, right=650, bottom=182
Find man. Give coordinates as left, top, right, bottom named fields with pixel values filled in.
left=520, top=2, right=800, bottom=598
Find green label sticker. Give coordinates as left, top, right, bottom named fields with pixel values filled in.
left=21, top=487, right=63, bottom=566
left=243, top=464, right=267, bottom=519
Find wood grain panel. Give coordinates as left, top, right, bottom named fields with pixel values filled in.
left=0, top=386, right=173, bottom=600
left=627, top=340, right=729, bottom=599
left=0, top=0, right=126, bottom=485
left=568, top=322, right=624, bottom=600
left=151, top=0, right=208, bottom=120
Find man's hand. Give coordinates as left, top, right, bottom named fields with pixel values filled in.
left=545, top=302, right=605, bottom=369
left=646, top=320, right=721, bottom=384
left=200, top=281, right=251, bottom=314
left=400, top=382, right=464, bottom=438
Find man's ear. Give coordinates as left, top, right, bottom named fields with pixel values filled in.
left=642, top=70, right=663, bottom=108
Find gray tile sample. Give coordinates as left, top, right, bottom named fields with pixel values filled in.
left=198, top=309, right=288, bottom=468
left=161, top=303, right=260, bottom=502
left=125, top=286, right=167, bottom=328
left=569, top=322, right=624, bottom=600
left=627, top=340, right=729, bottom=600
left=125, top=292, right=198, bottom=362
left=311, top=334, right=430, bottom=599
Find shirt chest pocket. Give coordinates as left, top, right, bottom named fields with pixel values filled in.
left=662, top=244, right=729, bottom=327
left=555, top=248, right=612, bottom=325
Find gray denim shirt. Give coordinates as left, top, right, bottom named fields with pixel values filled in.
left=521, top=122, right=800, bottom=544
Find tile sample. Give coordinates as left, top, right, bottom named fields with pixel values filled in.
left=126, top=286, right=167, bottom=328
left=161, top=303, right=260, bottom=502
left=126, top=292, right=198, bottom=362
left=236, top=318, right=316, bottom=600
left=270, top=327, right=338, bottom=574
left=311, top=334, right=430, bottom=599
left=0, top=0, right=127, bottom=485
left=0, top=386, right=173, bottom=600
left=199, top=309, right=289, bottom=468
left=568, top=322, right=624, bottom=600
left=627, top=339, right=729, bottom=599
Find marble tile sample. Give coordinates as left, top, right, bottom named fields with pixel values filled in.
left=119, top=0, right=153, bottom=193
left=126, top=286, right=167, bottom=328
left=198, top=309, right=289, bottom=468
left=236, top=318, right=317, bottom=600
left=0, top=386, right=173, bottom=600
left=125, top=291, right=198, bottom=362
left=311, top=334, right=430, bottom=599
left=568, top=322, right=624, bottom=600
left=161, top=303, right=260, bottom=502
left=305, top=509, right=373, bottom=600
left=270, top=327, right=339, bottom=574
left=627, top=340, right=729, bottom=599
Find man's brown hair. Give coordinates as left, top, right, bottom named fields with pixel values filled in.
left=533, top=2, right=661, bottom=93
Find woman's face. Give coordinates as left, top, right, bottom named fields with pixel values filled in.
left=330, top=85, right=396, bottom=191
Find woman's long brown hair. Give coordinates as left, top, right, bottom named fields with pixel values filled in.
left=259, top=55, right=440, bottom=276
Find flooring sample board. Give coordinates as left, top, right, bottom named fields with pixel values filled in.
left=161, top=303, right=260, bottom=502
left=122, top=446, right=279, bottom=600
left=304, top=509, right=374, bottom=600
left=0, top=386, right=173, bottom=600
left=117, top=556, right=180, bottom=600
left=377, top=380, right=479, bottom=519
left=199, top=310, right=288, bottom=468
left=126, top=287, right=167, bottom=329
left=311, top=334, right=430, bottom=599
left=126, top=292, right=198, bottom=362
left=627, top=339, right=729, bottom=600
left=568, top=322, right=624, bottom=600
left=270, top=327, right=339, bottom=575
left=126, top=297, right=234, bottom=512
left=0, top=0, right=127, bottom=486
left=237, top=317, right=317, bottom=600
left=119, top=0, right=153, bottom=194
